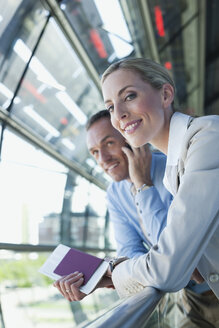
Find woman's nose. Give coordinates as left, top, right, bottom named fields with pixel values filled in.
left=114, top=103, right=128, bottom=121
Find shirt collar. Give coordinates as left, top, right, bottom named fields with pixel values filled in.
left=166, top=112, right=191, bottom=166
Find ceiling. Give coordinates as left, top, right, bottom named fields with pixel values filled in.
left=44, top=0, right=219, bottom=117
left=0, top=0, right=218, bottom=189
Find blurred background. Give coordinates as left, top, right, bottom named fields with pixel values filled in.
left=0, top=0, right=219, bottom=327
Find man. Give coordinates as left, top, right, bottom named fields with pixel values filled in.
left=86, top=110, right=171, bottom=253
left=54, top=110, right=218, bottom=327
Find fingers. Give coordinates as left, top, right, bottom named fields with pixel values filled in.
left=121, top=145, right=133, bottom=158
left=122, top=144, right=151, bottom=158
left=53, top=272, right=86, bottom=302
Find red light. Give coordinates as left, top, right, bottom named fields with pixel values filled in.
left=89, top=29, right=108, bottom=58
left=164, top=61, right=172, bottom=70
left=154, top=6, right=165, bottom=37
left=22, top=80, right=47, bottom=104
left=60, top=117, right=68, bottom=125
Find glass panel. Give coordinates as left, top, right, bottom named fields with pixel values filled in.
left=120, top=0, right=153, bottom=58
left=0, top=0, right=48, bottom=109
left=60, top=0, right=134, bottom=74
left=0, top=128, right=67, bottom=245
left=70, top=176, right=115, bottom=249
left=9, top=16, right=105, bottom=177
left=0, top=249, right=118, bottom=328
left=147, top=0, right=199, bottom=107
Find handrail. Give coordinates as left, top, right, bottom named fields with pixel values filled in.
left=0, top=242, right=115, bottom=253
left=83, top=287, right=164, bottom=328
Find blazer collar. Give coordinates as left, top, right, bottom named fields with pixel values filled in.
left=163, top=112, right=191, bottom=195
left=166, top=112, right=191, bottom=166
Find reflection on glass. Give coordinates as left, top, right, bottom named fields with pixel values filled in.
left=0, top=0, right=48, bottom=108
left=0, top=129, right=67, bottom=244
left=10, top=16, right=104, bottom=167
left=60, top=0, right=134, bottom=74
left=70, top=176, right=113, bottom=249
left=147, top=0, right=199, bottom=105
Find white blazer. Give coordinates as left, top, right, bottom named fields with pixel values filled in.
left=112, top=114, right=219, bottom=299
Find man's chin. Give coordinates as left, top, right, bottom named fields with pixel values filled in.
left=109, top=173, right=125, bottom=182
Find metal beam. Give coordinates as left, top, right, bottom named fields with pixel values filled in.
left=0, top=242, right=115, bottom=253
left=42, top=0, right=101, bottom=92
left=138, top=0, right=160, bottom=62
left=197, top=0, right=206, bottom=116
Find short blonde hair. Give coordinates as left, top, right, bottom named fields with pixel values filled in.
left=101, top=58, right=176, bottom=95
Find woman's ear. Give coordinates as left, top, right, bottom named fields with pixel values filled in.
left=162, top=83, right=174, bottom=108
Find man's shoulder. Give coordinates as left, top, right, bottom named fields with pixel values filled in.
left=152, top=151, right=166, bottom=160
left=107, top=180, right=127, bottom=196
left=151, top=151, right=167, bottom=172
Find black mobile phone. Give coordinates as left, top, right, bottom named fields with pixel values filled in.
left=125, top=143, right=132, bottom=151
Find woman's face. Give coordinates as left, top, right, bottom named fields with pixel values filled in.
left=102, top=69, right=171, bottom=148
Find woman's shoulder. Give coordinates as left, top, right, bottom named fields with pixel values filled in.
left=192, top=114, right=219, bottom=127
left=186, top=115, right=219, bottom=138
left=182, top=115, right=219, bottom=160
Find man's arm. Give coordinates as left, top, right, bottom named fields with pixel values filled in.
left=111, top=119, right=219, bottom=298
left=122, top=145, right=172, bottom=245
left=107, top=188, right=148, bottom=258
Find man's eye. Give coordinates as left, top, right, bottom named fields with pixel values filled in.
left=107, top=141, right=113, bottom=146
left=106, top=105, right=114, bottom=113
left=125, top=93, right=136, bottom=101
left=92, top=150, right=98, bottom=156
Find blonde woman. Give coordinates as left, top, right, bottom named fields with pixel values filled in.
left=101, top=58, right=219, bottom=300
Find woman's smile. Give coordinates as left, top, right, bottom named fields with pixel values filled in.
left=121, top=119, right=142, bottom=134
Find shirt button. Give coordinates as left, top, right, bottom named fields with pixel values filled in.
left=209, top=273, right=219, bottom=283
left=136, top=202, right=139, bottom=206
left=139, top=210, right=142, bottom=214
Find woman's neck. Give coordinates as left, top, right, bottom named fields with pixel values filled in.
left=151, top=110, right=173, bottom=155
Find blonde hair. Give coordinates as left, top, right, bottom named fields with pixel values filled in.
left=101, top=58, right=176, bottom=96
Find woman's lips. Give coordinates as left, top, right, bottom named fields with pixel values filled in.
left=122, top=119, right=142, bottom=134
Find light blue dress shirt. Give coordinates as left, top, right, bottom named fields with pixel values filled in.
left=107, top=152, right=172, bottom=256
left=107, top=151, right=210, bottom=294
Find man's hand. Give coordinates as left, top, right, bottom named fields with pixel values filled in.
left=122, top=144, right=153, bottom=189
left=53, top=272, right=86, bottom=302
left=53, top=271, right=114, bottom=302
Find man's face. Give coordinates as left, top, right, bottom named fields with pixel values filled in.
left=86, top=117, right=129, bottom=181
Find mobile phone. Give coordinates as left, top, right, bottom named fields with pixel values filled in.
left=125, top=143, right=132, bottom=151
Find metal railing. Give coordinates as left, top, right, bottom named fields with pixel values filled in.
left=83, top=287, right=164, bottom=328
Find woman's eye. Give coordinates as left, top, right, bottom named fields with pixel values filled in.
left=125, top=93, right=136, bottom=101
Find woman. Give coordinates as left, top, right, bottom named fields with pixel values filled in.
left=54, top=58, right=219, bottom=303
left=101, top=58, right=219, bottom=299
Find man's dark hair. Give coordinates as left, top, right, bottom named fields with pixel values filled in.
left=86, top=109, right=110, bottom=131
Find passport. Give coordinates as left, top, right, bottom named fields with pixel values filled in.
left=39, top=244, right=109, bottom=294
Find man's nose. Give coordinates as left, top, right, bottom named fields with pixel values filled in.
left=99, top=149, right=111, bottom=164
